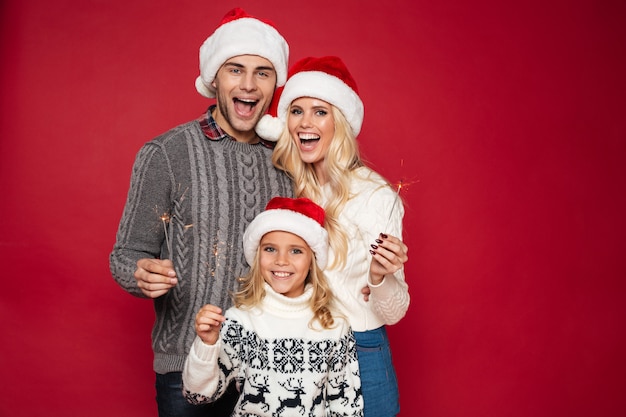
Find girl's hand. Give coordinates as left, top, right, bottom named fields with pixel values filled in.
left=194, top=304, right=225, bottom=345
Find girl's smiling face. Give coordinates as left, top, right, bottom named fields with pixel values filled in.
left=259, top=230, right=313, bottom=298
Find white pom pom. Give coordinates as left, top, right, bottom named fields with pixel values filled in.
left=255, top=114, right=284, bottom=142
left=195, top=76, right=215, bottom=98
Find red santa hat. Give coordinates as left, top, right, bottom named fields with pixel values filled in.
left=195, top=7, right=289, bottom=98
left=255, top=56, right=364, bottom=141
left=243, top=197, right=329, bottom=269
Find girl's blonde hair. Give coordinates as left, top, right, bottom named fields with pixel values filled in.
left=272, top=106, right=364, bottom=270
left=234, top=240, right=336, bottom=330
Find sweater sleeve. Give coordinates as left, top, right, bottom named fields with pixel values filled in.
left=327, top=327, right=364, bottom=416
left=109, top=142, right=173, bottom=297
left=182, top=318, right=243, bottom=405
left=182, top=337, right=224, bottom=404
left=357, top=173, right=411, bottom=325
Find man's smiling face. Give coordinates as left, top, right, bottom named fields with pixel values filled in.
left=212, top=55, right=277, bottom=143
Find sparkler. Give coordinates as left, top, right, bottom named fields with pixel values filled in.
left=153, top=186, right=191, bottom=262
left=160, top=212, right=173, bottom=260
left=384, top=180, right=403, bottom=232
left=210, top=232, right=235, bottom=282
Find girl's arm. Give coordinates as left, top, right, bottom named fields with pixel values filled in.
left=182, top=316, right=242, bottom=405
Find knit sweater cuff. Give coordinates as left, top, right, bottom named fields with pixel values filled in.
left=192, top=336, right=221, bottom=362
left=368, top=270, right=410, bottom=325
left=367, top=275, right=385, bottom=288
left=368, top=270, right=403, bottom=295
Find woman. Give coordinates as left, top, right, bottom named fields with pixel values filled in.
left=256, top=56, right=410, bottom=417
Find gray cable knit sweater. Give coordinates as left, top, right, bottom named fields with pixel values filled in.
left=110, top=112, right=293, bottom=374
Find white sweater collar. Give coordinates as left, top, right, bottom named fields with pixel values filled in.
left=262, top=283, right=313, bottom=316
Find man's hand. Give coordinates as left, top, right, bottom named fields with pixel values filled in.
left=134, top=258, right=177, bottom=298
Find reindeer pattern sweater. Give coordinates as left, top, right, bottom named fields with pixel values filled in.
left=182, top=284, right=364, bottom=416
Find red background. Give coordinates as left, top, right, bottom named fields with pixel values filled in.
left=1, top=1, right=625, bottom=416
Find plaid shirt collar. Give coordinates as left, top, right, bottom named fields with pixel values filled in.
left=197, top=105, right=275, bottom=149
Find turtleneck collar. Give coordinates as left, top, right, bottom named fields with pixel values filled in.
left=262, top=282, right=313, bottom=317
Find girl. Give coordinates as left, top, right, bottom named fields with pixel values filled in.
left=255, top=56, right=410, bottom=417
left=182, top=197, right=363, bottom=417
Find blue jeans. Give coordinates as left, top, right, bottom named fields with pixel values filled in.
left=155, top=372, right=239, bottom=417
left=354, top=327, right=400, bottom=417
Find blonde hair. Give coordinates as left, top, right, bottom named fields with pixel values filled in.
left=272, top=105, right=364, bottom=269
left=234, top=241, right=336, bottom=330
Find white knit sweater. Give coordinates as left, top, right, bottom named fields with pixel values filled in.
left=182, top=284, right=364, bottom=416
left=322, top=167, right=411, bottom=331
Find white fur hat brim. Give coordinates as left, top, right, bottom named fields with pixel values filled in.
left=243, top=209, right=329, bottom=269
left=196, top=17, right=289, bottom=98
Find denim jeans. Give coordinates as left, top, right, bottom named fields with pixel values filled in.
left=155, top=371, right=239, bottom=417
left=354, top=326, right=400, bottom=417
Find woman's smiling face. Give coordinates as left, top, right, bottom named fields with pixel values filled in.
left=287, top=97, right=336, bottom=179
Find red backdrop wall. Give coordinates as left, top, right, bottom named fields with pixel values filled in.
left=1, top=1, right=625, bottom=416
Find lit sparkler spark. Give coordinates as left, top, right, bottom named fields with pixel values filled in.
left=211, top=230, right=222, bottom=280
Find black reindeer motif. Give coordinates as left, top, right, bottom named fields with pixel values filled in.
left=241, top=374, right=271, bottom=413
left=277, top=377, right=306, bottom=416
left=326, top=375, right=350, bottom=406
left=351, top=369, right=363, bottom=409
left=217, top=357, right=233, bottom=379
left=309, top=379, right=326, bottom=417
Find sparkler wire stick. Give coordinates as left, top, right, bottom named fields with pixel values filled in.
left=161, top=214, right=172, bottom=260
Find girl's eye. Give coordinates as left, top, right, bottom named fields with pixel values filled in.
left=263, top=246, right=276, bottom=253
left=290, top=108, right=302, bottom=115
left=316, top=110, right=328, bottom=116
left=291, top=248, right=303, bottom=254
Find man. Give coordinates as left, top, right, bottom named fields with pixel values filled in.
left=110, top=8, right=292, bottom=416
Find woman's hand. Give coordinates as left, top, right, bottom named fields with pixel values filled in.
left=368, top=233, right=409, bottom=285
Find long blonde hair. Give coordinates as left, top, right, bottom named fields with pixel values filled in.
left=272, top=106, right=364, bottom=269
left=234, top=243, right=336, bottom=330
